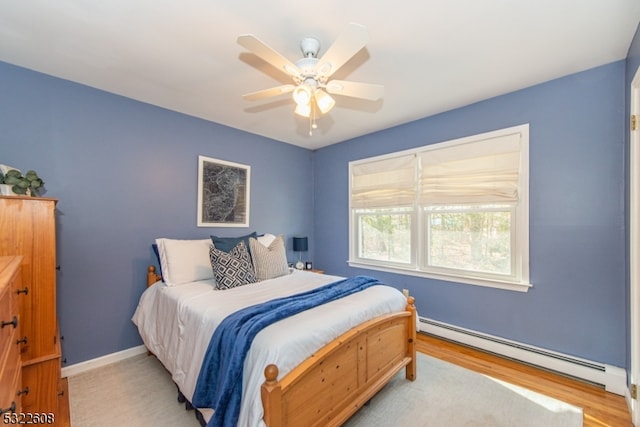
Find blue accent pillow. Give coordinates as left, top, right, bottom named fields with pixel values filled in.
left=211, top=232, right=258, bottom=254
left=152, top=243, right=163, bottom=278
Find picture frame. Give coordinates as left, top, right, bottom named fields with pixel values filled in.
left=305, top=261, right=313, bottom=270
left=197, top=155, right=250, bottom=227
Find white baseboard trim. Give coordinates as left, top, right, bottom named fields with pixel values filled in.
left=62, top=320, right=628, bottom=397
left=61, top=345, right=147, bottom=378
left=420, top=317, right=627, bottom=396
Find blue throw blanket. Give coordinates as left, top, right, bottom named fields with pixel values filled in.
left=192, top=275, right=382, bottom=427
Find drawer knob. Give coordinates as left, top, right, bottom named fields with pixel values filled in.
left=18, top=387, right=29, bottom=396
left=16, top=287, right=28, bottom=295
left=0, top=401, right=16, bottom=414
left=16, top=336, right=27, bottom=346
left=1, top=316, right=17, bottom=329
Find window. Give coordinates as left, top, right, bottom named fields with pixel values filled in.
left=425, top=204, right=514, bottom=276
left=349, top=125, right=530, bottom=291
left=355, top=207, right=413, bottom=264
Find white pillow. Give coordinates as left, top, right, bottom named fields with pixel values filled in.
left=257, top=233, right=277, bottom=247
left=155, top=238, right=214, bottom=286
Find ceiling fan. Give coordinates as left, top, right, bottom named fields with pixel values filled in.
left=237, top=23, right=383, bottom=125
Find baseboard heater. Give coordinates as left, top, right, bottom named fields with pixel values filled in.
left=419, top=317, right=627, bottom=396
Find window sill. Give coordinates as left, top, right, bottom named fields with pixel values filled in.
left=347, top=261, right=532, bottom=292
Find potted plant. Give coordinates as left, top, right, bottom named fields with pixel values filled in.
left=0, top=169, right=45, bottom=196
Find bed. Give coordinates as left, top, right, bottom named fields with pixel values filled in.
left=132, top=234, right=416, bottom=427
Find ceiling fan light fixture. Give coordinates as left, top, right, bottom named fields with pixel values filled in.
left=314, top=89, right=335, bottom=114
left=238, top=23, right=383, bottom=136
left=294, top=102, right=311, bottom=118
left=293, top=84, right=312, bottom=106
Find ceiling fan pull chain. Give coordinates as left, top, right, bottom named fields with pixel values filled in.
left=309, top=101, right=318, bottom=136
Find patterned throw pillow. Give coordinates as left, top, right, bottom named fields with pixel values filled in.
left=249, top=234, right=289, bottom=281
left=209, top=241, right=256, bottom=290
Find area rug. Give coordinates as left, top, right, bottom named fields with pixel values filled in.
left=68, top=352, right=582, bottom=427
left=344, top=353, right=582, bottom=427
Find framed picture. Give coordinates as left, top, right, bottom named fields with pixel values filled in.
left=305, top=261, right=313, bottom=270
left=197, top=155, right=250, bottom=227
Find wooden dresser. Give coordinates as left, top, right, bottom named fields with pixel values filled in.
left=0, top=256, right=24, bottom=416
left=0, top=196, right=67, bottom=424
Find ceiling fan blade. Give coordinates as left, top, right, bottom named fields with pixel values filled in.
left=325, top=80, right=384, bottom=101
left=242, top=84, right=296, bottom=101
left=237, top=34, right=301, bottom=79
left=315, top=23, right=369, bottom=81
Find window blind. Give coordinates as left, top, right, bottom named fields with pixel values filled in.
left=351, top=154, right=416, bottom=208
left=419, top=132, right=522, bottom=205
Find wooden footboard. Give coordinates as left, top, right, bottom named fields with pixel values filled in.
left=261, top=296, right=416, bottom=427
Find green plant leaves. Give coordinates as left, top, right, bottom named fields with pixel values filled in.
left=0, top=169, right=45, bottom=196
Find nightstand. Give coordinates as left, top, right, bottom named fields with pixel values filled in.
left=307, top=269, right=324, bottom=274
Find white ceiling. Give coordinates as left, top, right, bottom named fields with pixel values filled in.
left=0, top=1, right=639, bottom=150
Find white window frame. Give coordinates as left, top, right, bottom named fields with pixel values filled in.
left=348, top=124, right=531, bottom=292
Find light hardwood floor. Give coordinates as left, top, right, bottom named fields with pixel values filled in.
left=417, top=333, right=632, bottom=427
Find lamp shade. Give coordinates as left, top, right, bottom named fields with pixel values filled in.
left=314, top=90, right=336, bottom=114
left=293, top=85, right=312, bottom=106
left=294, top=102, right=311, bottom=118
left=293, top=236, right=308, bottom=252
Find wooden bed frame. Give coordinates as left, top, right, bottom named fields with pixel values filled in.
left=146, top=265, right=417, bottom=427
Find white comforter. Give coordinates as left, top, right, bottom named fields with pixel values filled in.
left=132, top=269, right=407, bottom=427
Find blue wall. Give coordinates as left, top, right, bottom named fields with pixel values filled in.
left=314, top=61, right=627, bottom=367
left=0, top=62, right=315, bottom=365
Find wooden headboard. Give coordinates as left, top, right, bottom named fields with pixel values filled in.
left=147, top=265, right=162, bottom=288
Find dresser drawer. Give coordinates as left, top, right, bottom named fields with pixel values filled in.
left=0, top=257, right=23, bottom=416
left=0, top=285, right=16, bottom=368
left=21, top=358, right=60, bottom=414
left=0, top=328, right=22, bottom=413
